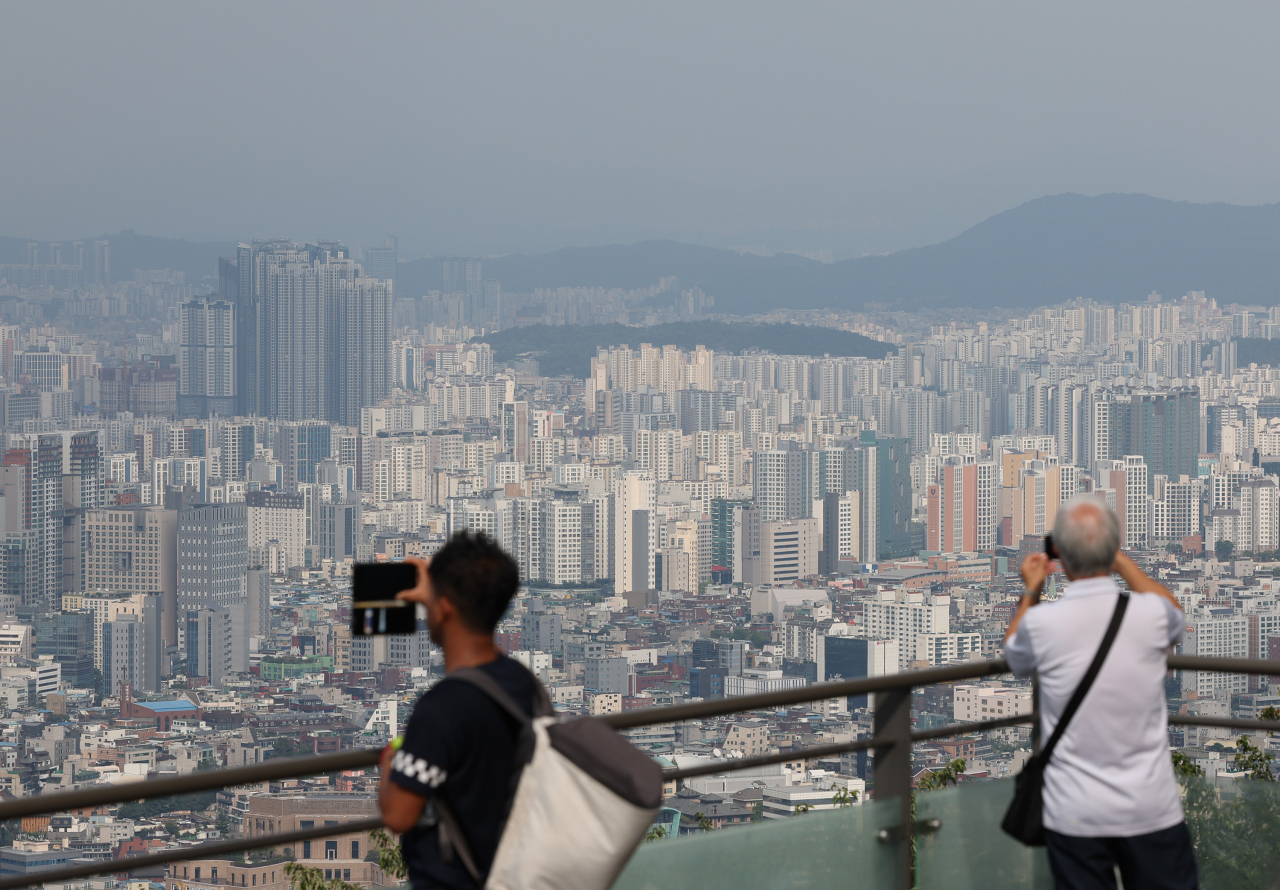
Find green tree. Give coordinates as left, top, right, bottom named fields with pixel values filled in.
left=368, top=829, right=405, bottom=881
left=284, top=862, right=364, bottom=890
left=751, top=800, right=764, bottom=822
left=694, top=811, right=716, bottom=831
left=791, top=803, right=813, bottom=816
left=1215, top=539, right=1235, bottom=562
left=287, top=831, right=404, bottom=890
left=1172, top=751, right=1204, bottom=779
left=917, top=758, right=966, bottom=791
left=1179, top=766, right=1280, bottom=887
left=643, top=825, right=668, bottom=843
left=831, top=784, right=858, bottom=808
left=1235, top=737, right=1275, bottom=782
left=272, top=737, right=306, bottom=758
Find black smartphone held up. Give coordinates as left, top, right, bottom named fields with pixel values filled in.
left=1044, top=534, right=1059, bottom=561
left=352, top=562, right=420, bottom=635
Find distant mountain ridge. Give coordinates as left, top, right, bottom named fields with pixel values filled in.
left=9, top=193, right=1280, bottom=309
left=400, top=194, right=1280, bottom=311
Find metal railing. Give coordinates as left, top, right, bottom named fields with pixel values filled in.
left=0, top=653, right=1276, bottom=890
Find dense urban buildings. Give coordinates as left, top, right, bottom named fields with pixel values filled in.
left=0, top=241, right=1276, bottom=880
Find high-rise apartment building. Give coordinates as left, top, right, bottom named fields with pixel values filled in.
left=613, top=472, right=656, bottom=594
left=754, top=445, right=812, bottom=522
left=2, top=434, right=65, bottom=614
left=1082, top=386, right=1199, bottom=484
left=177, top=502, right=248, bottom=616
left=363, top=237, right=398, bottom=282
left=84, top=509, right=178, bottom=647
left=927, top=458, right=997, bottom=553
left=277, top=422, right=331, bottom=488
left=186, top=605, right=246, bottom=684
left=177, top=299, right=236, bottom=418
left=246, top=490, right=307, bottom=572
left=219, top=241, right=390, bottom=423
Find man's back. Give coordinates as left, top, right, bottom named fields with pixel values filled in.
left=1006, top=576, right=1185, bottom=837
left=391, top=655, right=538, bottom=888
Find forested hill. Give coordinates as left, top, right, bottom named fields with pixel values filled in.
left=475, top=321, right=895, bottom=378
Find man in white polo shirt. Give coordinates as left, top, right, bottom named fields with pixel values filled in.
left=1004, top=496, right=1196, bottom=890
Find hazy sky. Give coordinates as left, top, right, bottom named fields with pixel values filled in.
left=4, top=2, right=1280, bottom=260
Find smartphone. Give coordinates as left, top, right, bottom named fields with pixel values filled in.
left=352, top=562, right=420, bottom=635
left=1044, top=534, right=1058, bottom=561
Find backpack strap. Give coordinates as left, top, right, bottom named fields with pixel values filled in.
left=427, top=662, right=554, bottom=883
left=1038, top=591, right=1129, bottom=764
left=449, top=664, right=555, bottom=722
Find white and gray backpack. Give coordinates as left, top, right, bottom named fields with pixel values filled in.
left=430, top=667, right=662, bottom=890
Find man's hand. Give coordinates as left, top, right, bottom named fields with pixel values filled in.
left=378, top=740, right=427, bottom=834
left=1020, top=552, right=1052, bottom=599
left=1112, top=549, right=1182, bottom=611
left=394, top=557, right=431, bottom=607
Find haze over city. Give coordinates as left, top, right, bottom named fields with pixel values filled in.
left=1, top=5, right=1280, bottom=890
left=6, top=2, right=1280, bottom=259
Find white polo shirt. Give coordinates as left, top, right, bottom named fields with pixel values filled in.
left=1005, top=576, right=1186, bottom=837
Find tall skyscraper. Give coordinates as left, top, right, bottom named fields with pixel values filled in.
left=277, top=423, right=332, bottom=488
left=753, top=445, right=813, bottom=522
left=178, top=299, right=236, bottom=418
left=84, top=508, right=178, bottom=647
left=2, top=434, right=64, bottom=614
left=334, top=276, right=392, bottom=426
left=364, top=237, right=397, bottom=282
left=186, top=605, right=245, bottom=684
left=927, top=459, right=997, bottom=553
left=177, top=502, right=248, bottom=616
left=219, top=241, right=390, bottom=423
left=613, top=472, right=656, bottom=594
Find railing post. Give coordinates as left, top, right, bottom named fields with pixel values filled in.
left=873, top=686, right=914, bottom=890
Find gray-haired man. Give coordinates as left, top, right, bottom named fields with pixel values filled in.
left=1003, top=496, right=1197, bottom=890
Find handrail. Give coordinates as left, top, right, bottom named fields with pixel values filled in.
left=0, top=749, right=381, bottom=823
left=0, top=654, right=1267, bottom=822
left=1167, top=654, right=1280, bottom=674
left=0, top=817, right=385, bottom=890
left=602, top=654, right=1280, bottom=731
left=600, top=659, right=1014, bottom=729
left=665, top=713, right=1038, bottom=780
left=0, top=650, right=1264, bottom=889
left=1169, top=715, right=1280, bottom=733
left=0, top=714, right=1046, bottom=888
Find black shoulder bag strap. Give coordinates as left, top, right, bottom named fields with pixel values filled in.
left=425, top=663, right=554, bottom=884
left=1002, top=591, right=1128, bottom=845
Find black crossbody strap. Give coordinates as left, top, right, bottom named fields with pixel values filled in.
left=1038, top=592, right=1129, bottom=764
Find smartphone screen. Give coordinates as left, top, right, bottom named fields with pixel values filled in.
left=351, top=563, right=420, bottom=635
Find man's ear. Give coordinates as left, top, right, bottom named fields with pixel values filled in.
left=432, top=591, right=455, bottom=624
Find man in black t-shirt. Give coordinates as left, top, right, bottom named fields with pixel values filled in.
left=378, top=531, right=535, bottom=890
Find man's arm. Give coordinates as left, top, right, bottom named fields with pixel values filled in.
left=1113, top=550, right=1182, bottom=612
left=1003, top=552, right=1050, bottom=644
left=378, top=744, right=427, bottom=834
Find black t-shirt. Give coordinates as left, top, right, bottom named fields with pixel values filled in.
left=390, top=656, right=537, bottom=890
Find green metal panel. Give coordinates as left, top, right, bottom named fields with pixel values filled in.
left=614, top=796, right=903, bottom=890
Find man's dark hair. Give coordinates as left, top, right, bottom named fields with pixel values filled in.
left=428, top=530, right=520, bottom=633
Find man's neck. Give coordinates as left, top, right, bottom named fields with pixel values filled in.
left=442, top=633, right=501, bottom=673
left=1064, top=570, right=1111, bottom=583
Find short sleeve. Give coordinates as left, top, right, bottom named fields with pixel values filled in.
left=388, top=690, right=460, bottom=797
left=1004, top=621, right=1037, bottom=677
left=1162, top=599, right=1186, bottom=647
